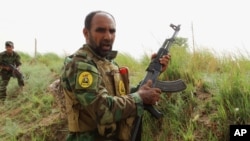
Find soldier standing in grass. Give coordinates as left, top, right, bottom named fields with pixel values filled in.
left=60, top=10, right=171, bottom=141
left=0, top=41, right=23, bottom=101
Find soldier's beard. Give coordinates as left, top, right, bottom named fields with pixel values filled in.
left=89, top=37, right=113, bottom=57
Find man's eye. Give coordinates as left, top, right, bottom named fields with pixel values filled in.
left=109, top=29, right=116, bottom=34
left=95, top=28, right=116, bottom=34
left=96, top=28, right=106, bottom=33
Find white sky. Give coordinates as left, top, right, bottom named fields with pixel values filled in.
left=0, top=0, right=250, bottom=59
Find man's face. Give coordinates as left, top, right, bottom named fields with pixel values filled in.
left=5, top=45, right=13, bottom=54
left=84, top=13, right=116, bottom=57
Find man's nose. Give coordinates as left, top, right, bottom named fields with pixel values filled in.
left=103, top=31, right=112, bottom=40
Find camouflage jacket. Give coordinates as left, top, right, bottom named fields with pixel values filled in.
left=60, top=45, right=143, bottom=140
left=0, top=51, right=21, bottom=74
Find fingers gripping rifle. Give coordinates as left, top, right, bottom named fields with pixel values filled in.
left=2, top=62, right=25, bottom=86
left=131, top=24, right=187, bottom=141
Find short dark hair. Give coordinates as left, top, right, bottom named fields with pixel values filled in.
left=84, top=10, right=115, bottom=30
left=5, top=41, right=14, bottom=47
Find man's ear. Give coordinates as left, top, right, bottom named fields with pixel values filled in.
left=83, top=28, right=89, bottom=38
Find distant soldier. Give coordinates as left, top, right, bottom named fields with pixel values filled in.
left=0, top=41, right=23, bottom=101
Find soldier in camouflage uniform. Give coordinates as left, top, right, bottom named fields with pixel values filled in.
left=60, top=11, right=171, bottom=141
left=0, top=41, right=22, bottom=101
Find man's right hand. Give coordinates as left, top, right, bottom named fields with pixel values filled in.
left=1, top=66, right=10, bottom=71
left=138, top=80, right=161, bottom=105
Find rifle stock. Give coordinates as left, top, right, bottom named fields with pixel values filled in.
left=131, top=24, right=186, bottom=141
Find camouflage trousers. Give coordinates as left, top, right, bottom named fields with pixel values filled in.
left=0, top=74, right=24, bottom=101
left=66, top=132, right=94, bottom=141
left=0, top=74, right=11, bottom=101
left=66, top=132, right=118, bottom=141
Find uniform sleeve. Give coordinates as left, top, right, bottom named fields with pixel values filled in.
left=91, top=88, right=144, bottom=125
left=66, top=60, right=144, bottom=125
left=15, top=53, right=22, bottom=67
left=0, top=53, right=4, bottom=64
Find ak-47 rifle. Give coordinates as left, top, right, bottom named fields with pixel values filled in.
left=2, top=62, right=25, bottom=86
left=131, top=24, right=186, bottom=141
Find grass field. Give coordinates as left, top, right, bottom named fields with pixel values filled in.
left=0, top=44, right=250, bottom=141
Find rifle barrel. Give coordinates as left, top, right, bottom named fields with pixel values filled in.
left=131, top=24, right=182, bottom=141
left=162, top=24, right=181, bottom=50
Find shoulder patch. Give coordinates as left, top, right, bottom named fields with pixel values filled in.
left=75, top=60, right=99, bottom=91
left=78, top=71, right=93, bottom=88
left=118, top=80, right=126, bottom=95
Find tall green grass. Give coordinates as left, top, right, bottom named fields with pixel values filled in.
left=0, top=47, right=250, bottom=141
left=0, top=52, right=63, bottom=141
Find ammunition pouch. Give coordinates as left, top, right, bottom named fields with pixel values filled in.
left=96, top=117, right=135, bottom=141
left=97, top=123, right=117, bottom=138
left=118, top=117, right=135, bottom=141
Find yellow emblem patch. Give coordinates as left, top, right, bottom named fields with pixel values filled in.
left=78, top=71, right=93, bottom=88
left=119, top=80, right=126, bottom=95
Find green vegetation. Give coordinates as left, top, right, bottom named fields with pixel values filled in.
left=1, top=40, right=250, bottom=141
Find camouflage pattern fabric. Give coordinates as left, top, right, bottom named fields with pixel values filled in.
left=60, top=45, right=144, bottom=141
left=0, top=51, right=21, bottom=100
left=66, top=132, right=96, bottom=141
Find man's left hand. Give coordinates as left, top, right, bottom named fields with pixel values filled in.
left=151, top=53, right=171, bottom=72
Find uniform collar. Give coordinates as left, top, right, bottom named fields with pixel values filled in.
left=4, top=51, right=14, bottom=56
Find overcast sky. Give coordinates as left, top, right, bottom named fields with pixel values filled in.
left=0, top=0, right=249, bottom=59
